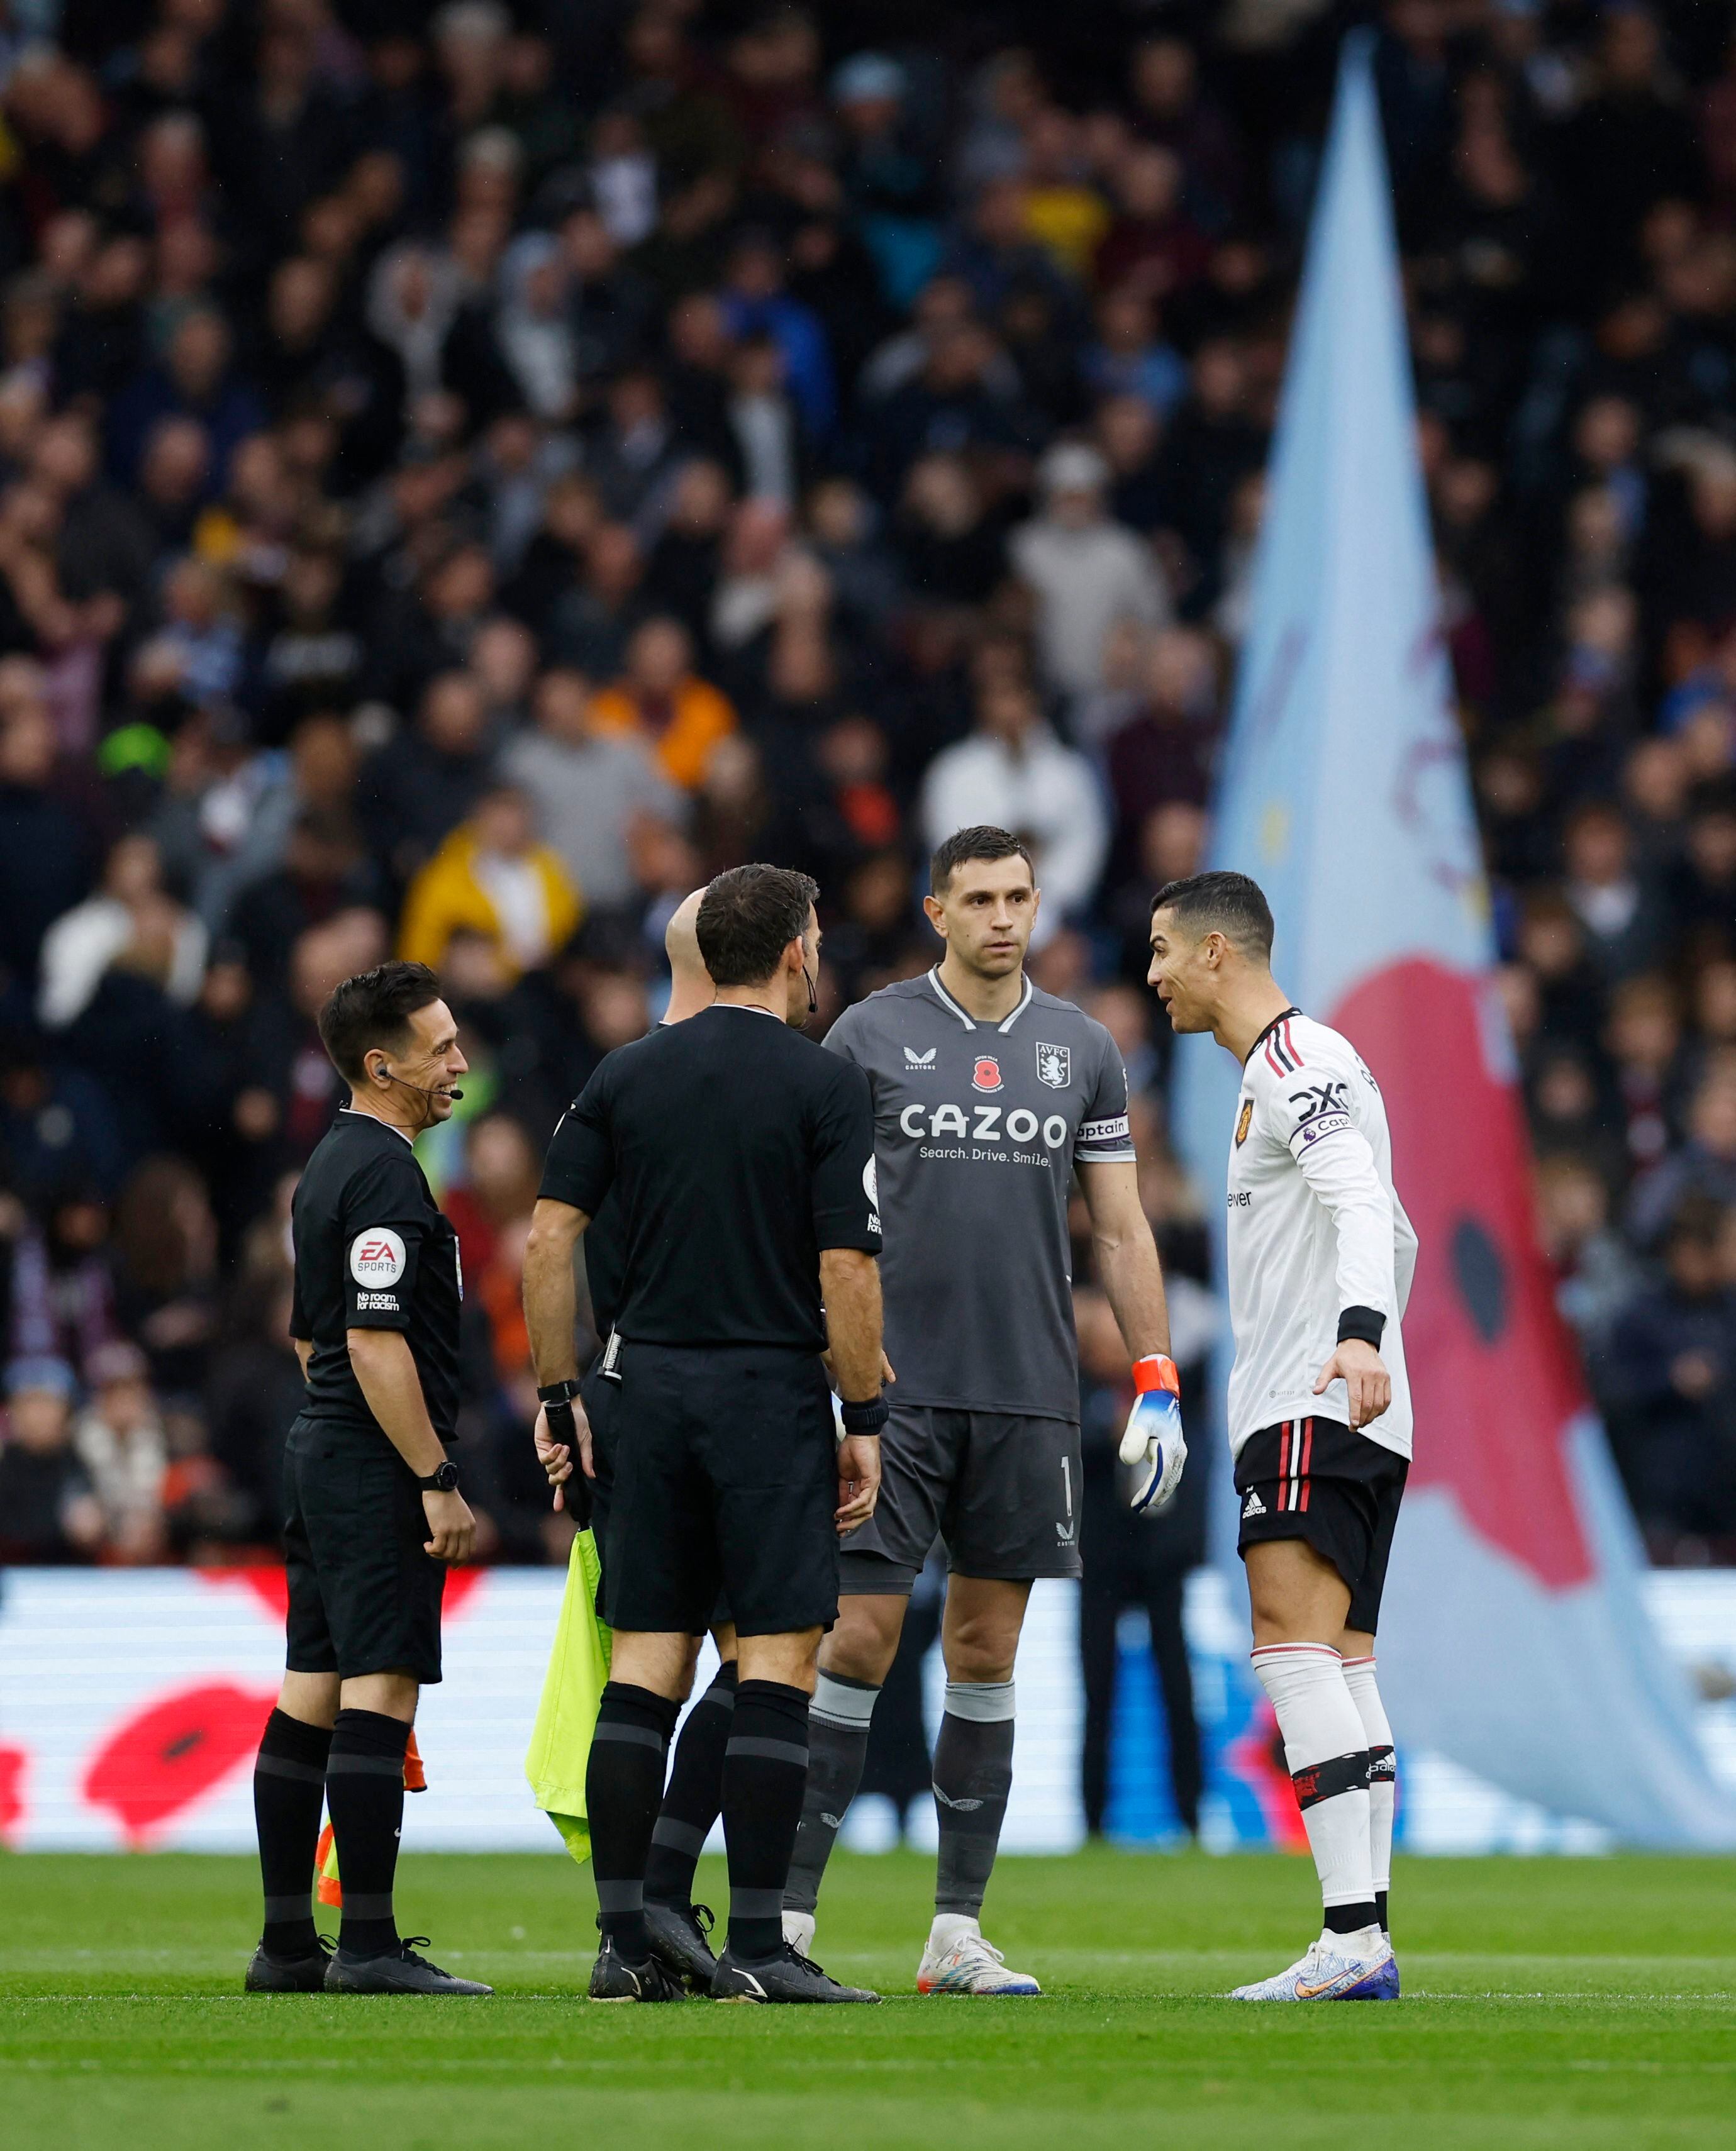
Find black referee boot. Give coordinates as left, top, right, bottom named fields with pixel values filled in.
left=712, top=1940, right=880, bottom=2004
left=324, top=1937, right=492, bottom=1996
left=644, top=1901, right=720, bottom=1991
left=245, top=1935, right=333, bottom=1993
left=588, top=1933, right=685, bottom=2002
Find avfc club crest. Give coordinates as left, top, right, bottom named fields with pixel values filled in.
left=972, top=1055, right=1003, bottom=1092
left=1035, top=1042, right=1071, bottom=1089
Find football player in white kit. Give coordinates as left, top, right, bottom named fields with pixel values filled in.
left=1146, top=870, right=1415, bottom=2003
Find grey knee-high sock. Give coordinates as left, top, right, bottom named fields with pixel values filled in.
left=782, top=1670, right=879, bottom=1916
left=932, top=1681, right=1015, bottom=1918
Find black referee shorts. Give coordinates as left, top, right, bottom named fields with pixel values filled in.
left=282, top=1413, right=447, bottom=1684
left=1234, top=1415, right=1408, bottom=1634
left=583, top=1358, right=732, bottom=1635
left=604, top=1340, right=837, bottom=1638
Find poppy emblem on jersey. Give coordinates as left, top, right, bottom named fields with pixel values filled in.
left=350, top=1227, right=406, bottom=1286
left=971, top=1055, right=1003, bottom=1092
left=1235, top=1098, right=1253, bottom=1147
left=1035, top=1042, right=1071, bottom=1089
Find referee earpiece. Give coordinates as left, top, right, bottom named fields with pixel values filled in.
left=369, top=1053, right=464, bottom=1105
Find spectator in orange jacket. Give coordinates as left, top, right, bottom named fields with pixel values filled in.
left=586, top=614, right=738, bottom=789
left=398, top=784, right=582, bottom=979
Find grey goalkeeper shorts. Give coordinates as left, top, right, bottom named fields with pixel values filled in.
left=837, top=1403, right=1084, bottom=1596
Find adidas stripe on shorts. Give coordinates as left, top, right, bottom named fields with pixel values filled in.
left=1233, top=1415, right=1408, bottom=1633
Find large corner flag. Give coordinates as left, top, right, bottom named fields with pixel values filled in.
left=1174, top=35, right=1735, bottom=1845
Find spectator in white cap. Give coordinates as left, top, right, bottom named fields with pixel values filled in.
left=1010, top=440, right=1172, bottom=699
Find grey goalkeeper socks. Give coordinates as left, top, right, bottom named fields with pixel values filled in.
left=782, top=1669, right=879, bottom=1917
left=932, top=1681, right=1015, bottom=1919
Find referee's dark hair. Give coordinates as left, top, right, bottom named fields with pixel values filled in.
left=930, top=824, right=1034, bottom=895
left=1150, top=870, right=1276, bottom=960
left=318, top=960, right=444, bottom=1083
left=697, top=864, right=820, bottom=986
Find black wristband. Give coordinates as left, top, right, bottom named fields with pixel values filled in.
left=1337, top=1305, right=1386, bottom=1348
left=543, top=1398, right=577, bottom=1443
left=538, top=1378, right=581, bottom=1406
left=840, top=1395, right=889, bottom=1435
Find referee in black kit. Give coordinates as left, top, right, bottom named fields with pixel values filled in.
left=246, top=960, right=491, bottom=1998
left=540, top=864, right=888, bottom=2005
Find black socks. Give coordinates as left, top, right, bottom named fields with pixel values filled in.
left=326, top=1708, right=409, bottom=1959
left=253, top=1708, right=332, bottom=1958
left=590, top=1673, right=815, bottom=1962
left=933, top=1683, right=1015, bottom=1919
left=587, top=1681, right=681, bottom=1961
left=723, top=1681, right=810, bottom=1960
left=645, top=1662, right=736, bottom=1909
left=784, top=1670, right=879, bottom=1916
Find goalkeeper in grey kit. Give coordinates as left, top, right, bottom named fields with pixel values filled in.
left=782, top=825, right=1184, bottom=1995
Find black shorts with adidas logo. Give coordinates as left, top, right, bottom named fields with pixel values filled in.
left=1233, top=1416, right=1408, bottom=1633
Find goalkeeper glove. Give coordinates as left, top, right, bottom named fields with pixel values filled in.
left=1118, top=1353, right=1186, bottom=1513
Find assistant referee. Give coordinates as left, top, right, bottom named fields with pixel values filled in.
left=542, top=864, right=888, bottom=2006
left=246, top=960, right=491, bottom=1999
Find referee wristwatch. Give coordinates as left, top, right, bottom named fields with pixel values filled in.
left=416, top=1460, right=461, bottom=1493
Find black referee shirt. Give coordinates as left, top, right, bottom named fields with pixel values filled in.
left=540, top=1030, right=658, bottom=1342
left=543, top=1004, right=881, bottom=1351
left=290, top=1108, right=463, bottom=1443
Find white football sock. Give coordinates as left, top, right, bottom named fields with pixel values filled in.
left=928, top=1911, right=982, bottom=1952
left=1250, top=1643, right=1375, bottom=1920
left=1342, top=1655, right=1394, bottom=1921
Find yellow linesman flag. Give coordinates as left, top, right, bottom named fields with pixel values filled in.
left=524, top=1524, right=612, bottom=1862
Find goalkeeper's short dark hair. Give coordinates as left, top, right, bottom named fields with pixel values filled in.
left=1150, top=870, right=1275, bottom=960
left=930, top=825, right=1035, bottom=896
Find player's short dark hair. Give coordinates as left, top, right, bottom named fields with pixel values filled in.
left=930, top=824, right=1035, bottom=896
left=696, top=864, right=818, bottom=986
left=318, top=961, right=444, bottom=1084
left=1150, top=869, right=1275, bottom=959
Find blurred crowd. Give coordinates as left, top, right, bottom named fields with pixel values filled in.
left=1, top=0, right=1735, bottom=1567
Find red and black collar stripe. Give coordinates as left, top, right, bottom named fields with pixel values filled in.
left=1246, top=1006, right=1305, bottom=1076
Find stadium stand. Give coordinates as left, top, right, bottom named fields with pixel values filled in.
left=1, top=0, right=1735, bottom=1570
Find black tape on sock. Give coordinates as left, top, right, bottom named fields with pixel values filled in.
left=1291, top=1748, right=1371, bottom=1811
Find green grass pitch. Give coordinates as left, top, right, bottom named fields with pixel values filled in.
left=2, top=1849, right=1732, bottom=2150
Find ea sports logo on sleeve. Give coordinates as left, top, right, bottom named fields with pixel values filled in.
left=971, top=1055, right=1003, bottom=1092
left=350, top=1228, right=406, bottom=1286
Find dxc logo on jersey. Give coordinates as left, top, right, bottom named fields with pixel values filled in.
left=1289, top=1079, right=1350, bottom=1122
left=972, top=1056, right=1003, bottom=1092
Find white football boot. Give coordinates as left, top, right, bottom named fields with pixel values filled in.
left=916, top=1916, right=1042, bottom=1996
left=1229, top=1926, right=1398, bottom=2002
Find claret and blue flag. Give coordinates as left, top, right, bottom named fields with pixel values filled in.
left=1174, top=35, right=1736, bottom=1847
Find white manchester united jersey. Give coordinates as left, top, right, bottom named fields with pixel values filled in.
left=1225, top=1010, right=1416, bottom=1461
